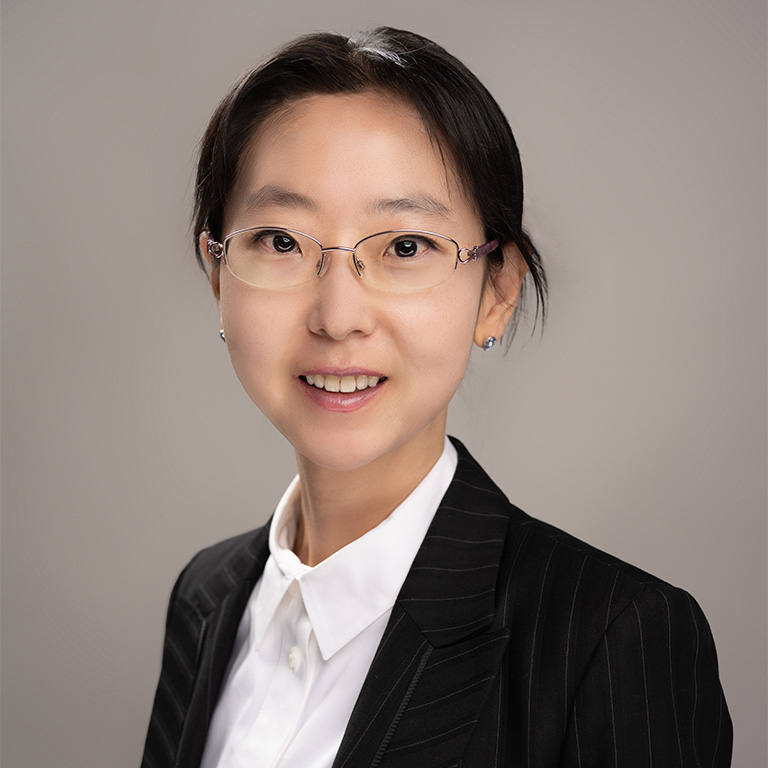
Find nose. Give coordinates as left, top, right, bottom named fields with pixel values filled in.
left=308, top=247, right=374, bottom=340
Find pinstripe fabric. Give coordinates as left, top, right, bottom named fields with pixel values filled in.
left=142, top=528, right=270, bottom=768
left=141, top=439, right=731, bottom=767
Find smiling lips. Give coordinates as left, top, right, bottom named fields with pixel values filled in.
left=299, top=371, right=387, bottom=412
left=304, top=373, right=383, bottom=393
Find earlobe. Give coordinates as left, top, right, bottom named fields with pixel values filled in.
left=473, top=243, right=528, bottom=349
left=199, top=231, right=221, bottom=303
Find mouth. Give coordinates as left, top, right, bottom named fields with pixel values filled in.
left=298, top=370, right=388, bottom=413
left=300, top=373, right=387, bottom=393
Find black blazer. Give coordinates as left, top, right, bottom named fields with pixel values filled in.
left=142, top=439, right=731, bottom=767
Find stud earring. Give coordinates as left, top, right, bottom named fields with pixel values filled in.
left=483, top=336, right=497, bottom=351
left=219, top=329, right=226, bottom=342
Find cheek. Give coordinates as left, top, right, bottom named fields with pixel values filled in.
left=219, top=282, right=297, bottom=402
left=397, top=284, right=481, bottom=390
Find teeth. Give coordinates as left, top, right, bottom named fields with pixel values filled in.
left=304, top=374, right=382, bottom=392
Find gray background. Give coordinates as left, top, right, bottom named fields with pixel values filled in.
left=2, top=0, right=765, bottom=765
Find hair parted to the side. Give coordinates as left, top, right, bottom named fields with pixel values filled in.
left=193, top=26, right=547, bottom=332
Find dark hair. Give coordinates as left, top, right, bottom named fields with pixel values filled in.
left=193, top=26, right=547, bottom=329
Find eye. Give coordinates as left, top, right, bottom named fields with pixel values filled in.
left=244, top=229, right=304, bottom=258
left=269, top=233, right=299, bottom=253
left=393, top=239, right=419, bottom=258
left=385, top=235, right=437, bottom=260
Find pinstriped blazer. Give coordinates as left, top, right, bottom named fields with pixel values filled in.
left=142, top=438, right=732, bottom=767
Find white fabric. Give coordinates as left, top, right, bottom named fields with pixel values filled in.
left=200, top=437, right=458, bottom=768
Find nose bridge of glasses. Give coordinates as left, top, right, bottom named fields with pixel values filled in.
left=318, top=245, right=364, bottom=277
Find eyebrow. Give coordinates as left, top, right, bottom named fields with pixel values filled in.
left=372, top=195, right=452, bottom=219
left=241, top=185, right=452, bottom=220
left=242, top=185, right=317, bottom=213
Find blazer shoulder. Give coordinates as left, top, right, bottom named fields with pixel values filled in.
left=171, top=524, right=271, bottom=614
left=516, top=511, right=672, bottom=578
left=505, top=504, right=708, bottom=632
left=449, top=437, right=688, bottom=621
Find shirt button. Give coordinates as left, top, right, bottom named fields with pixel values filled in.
left=288, top=645, right=301, bottom=671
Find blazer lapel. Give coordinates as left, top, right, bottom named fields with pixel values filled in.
left=175, top=582, right=257, bottom=767
left=144, top=526, right=271, bottom=768
left=333, top=439, right=513, bottom=768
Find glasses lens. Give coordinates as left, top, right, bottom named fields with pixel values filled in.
left=224, top=228, right=321, bottom=288
left=357, top=231, right=459, bottom=292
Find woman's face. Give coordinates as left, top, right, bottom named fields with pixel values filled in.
left=212, top=91, right=508, bottom=473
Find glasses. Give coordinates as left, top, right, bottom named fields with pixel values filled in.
left=207, top=227, right=498, bottom=292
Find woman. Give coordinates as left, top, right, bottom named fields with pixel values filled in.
left=142, top=27, right=731, bottom=767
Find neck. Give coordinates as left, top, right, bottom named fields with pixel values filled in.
left=292, top=428, right=446, bottom=566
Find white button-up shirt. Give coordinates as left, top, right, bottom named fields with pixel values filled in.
left=200, top=437, right=458, bottom=768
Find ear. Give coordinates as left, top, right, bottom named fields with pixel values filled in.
left=199, top=232, right=221, bottom=303
left=473, top=243, right=528, bottom=348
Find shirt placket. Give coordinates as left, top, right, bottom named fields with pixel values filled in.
left=242, top=580, right=315, bottom=768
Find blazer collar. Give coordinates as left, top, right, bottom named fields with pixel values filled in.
left=186, top=524, right=272, bottom=619
left=395, top=436, right=513, bottom=645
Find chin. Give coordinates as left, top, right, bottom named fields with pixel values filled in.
left=287, top=416, right=446, bottom=476
left=293, top=435, right=388, bottom=473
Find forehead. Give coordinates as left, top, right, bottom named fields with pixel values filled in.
left=225, top=91, right=479, bottom=232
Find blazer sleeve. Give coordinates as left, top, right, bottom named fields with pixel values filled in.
left=561, top=584, right=732, bottom=767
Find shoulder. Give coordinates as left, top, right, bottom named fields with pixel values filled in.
left=448, top=438, right=715, bottom=650
left=497, top=494, right=718, bottom=645
left=169, top=524, right=271, bottom=614
left=514, top=520, right=731, bottom=762
left=503, top=510, right=683, bottom=616
left=501, top=513, right=733, bottom=764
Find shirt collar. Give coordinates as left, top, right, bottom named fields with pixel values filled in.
left=263, top=436, right=458, bottom=660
